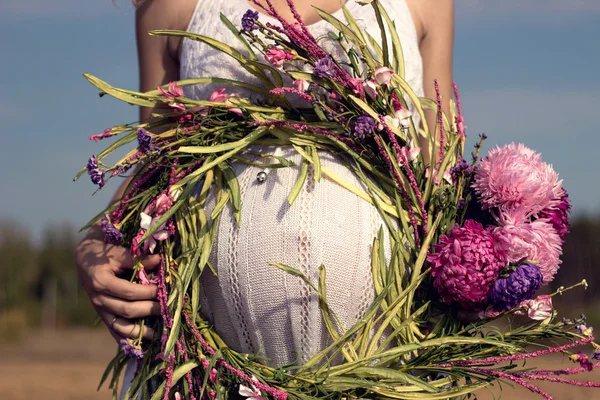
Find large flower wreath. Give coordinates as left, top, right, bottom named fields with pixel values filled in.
left=77, top=1, right=598, bottom=399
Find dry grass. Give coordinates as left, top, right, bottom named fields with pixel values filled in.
left=1, top=329, right=600, bottom=400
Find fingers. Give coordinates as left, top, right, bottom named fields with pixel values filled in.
left=101, top=243, right=160, bottom=271
left=96, top=294, right=160, bottom=319
left=102, top=274, right=158, bottom=301
left=112, top=316, right=157, bottom=340
left=99, top=311, right=156, bottom=341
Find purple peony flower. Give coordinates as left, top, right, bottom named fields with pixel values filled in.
left=351, top=114, right=376, bottom=139
left=490, top=261, right=543, bottom=311
left=472, top=143, right=562, bottom=216
left=100, top=215, right=123, bottom=244
left=538, top=189, right=571, bottom=239
left=137, top=128, right=156, bottom=154
left=241, top=10, right=259, bottom=32
left=313, top=57, right=335, bottom=79
left=428, top=220, right=507, bottom=309
left=119, top=338, right=144, bottom=359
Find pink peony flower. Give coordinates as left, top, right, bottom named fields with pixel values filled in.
left=516, top=294, right=553, bottom=320
left=428, top=220, right=507, bottom=309
left=538, top=188, right=571, bottom=239
left=374, top=66, right=394, bottom=86
left=494, top=211, right=562, bottom=284
left=472, top=143, right=562, bottom=216
left=264, top=48, right=294, bottom=69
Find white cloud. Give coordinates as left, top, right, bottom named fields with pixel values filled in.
left=458, top=0, right=600, bottom=15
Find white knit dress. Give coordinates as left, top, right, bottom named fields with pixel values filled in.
left=122, top=1, right=424, bottom=394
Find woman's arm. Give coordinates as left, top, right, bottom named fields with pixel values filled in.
left=75, top=0, right=184, bottom=341
left=407, top=0, right=455, bottom=166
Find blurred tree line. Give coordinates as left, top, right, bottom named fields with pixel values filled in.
left=0, top=221, right=96, bottom=341
left=0, top=215, right=598, bottom=341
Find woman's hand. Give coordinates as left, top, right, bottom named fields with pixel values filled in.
left=75, top=226, right=161, bottom=341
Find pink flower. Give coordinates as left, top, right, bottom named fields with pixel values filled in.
left=494, top=211, right=562, bottom=284
left=347, top=77, right=365, bottom=97
left=478, top=306, right=502, bottom=320
left=158, top=81, right=185, bottom=110
left=426, top=167, right=452, bottom=185
left=428, top=220, right=507, bottom=309
left=158, top=81, right=184, bottom=98
left=239, top=383, right=265, bottom=400
left=209, top=368, right=218, bottom=383
left=209, top=88, right=230, bottom=103
left=517, top=294, right=553, bottom=320
left=363, top=79, right=378, bottom=99
left=137, top=268, right=150, bottom=285
left=208, top=88, right=243, bottom=116
left=406, top=139, right=421, bottom=162
left=139, top=213, right=169, bottom=254
left=293, top=79, right=310, bottom=92
left=473, top=143, right=562, bottom=216
left=143, top=193, right=173, bottom=218
left=391, top=93, right=412, bottom=126
left=264, top=48, right=294, bottom=69
left=538, top=188, right=571, bottom=239
left=374, top=66, right=394, bottom=86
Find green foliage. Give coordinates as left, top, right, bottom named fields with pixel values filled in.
left=0, top=220, right=98, bottom=342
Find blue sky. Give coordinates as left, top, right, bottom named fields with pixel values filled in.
left=1, top=0, right=599, bottom=241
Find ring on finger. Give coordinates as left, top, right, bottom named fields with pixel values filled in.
left=110, top=316, right=118, bottom=330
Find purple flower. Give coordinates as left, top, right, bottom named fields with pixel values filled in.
left=313, top=57, right=335, bottom=79
left=592, top=349, right=600, bottom=360
left=119, top=338, right=144, bottom=359
left=87, top=155, right=98, bottom=170
left=100, top=215, right=123, bottom=244
left=428, top=220, right=507, bottom=309
left=86, top=155, right=105, bottom=188
left=490, top=262, right=543, bottom=311
left=538, top=189, right=571, bottom=239
left=351, top=114, right=376, bottom=139
left=450, top=159, right=473, bottom=182
left=241, top=10, right=259, bottom=32
left=137, top=128, right=156, bottom=154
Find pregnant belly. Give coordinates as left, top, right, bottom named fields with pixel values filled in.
left=198, top=145, right=390, bottom=368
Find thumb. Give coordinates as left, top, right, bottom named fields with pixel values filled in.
left=140, top=254, right=161, bottom=270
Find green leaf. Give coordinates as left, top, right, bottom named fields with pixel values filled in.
left=149, top=360, right=199, bottom=400
left=219, top=13, right=258, bottom=61
left=373, top=1, right=405, bottom=78
left=313, top=7, right=377, bottom=71
left=287, top=156, right=309, bottom=206
left=150, top=30, right=276, bottom=89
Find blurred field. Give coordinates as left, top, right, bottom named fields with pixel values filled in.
left=2, top=329, right=600, bottom=400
